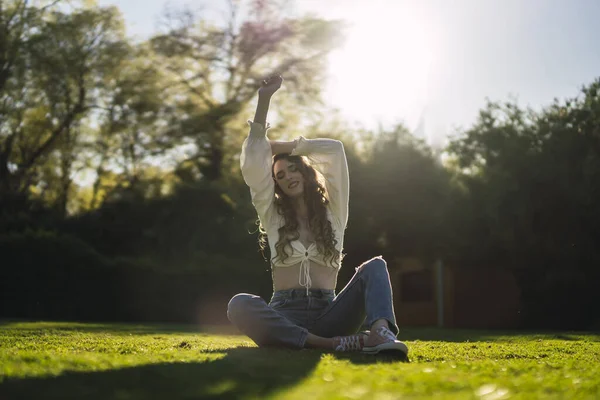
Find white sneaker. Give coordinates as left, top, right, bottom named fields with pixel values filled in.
left=362, top=326, right=409, bottom=357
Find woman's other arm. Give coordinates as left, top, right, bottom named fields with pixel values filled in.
left=270, top=140, right=296, bottom=155
left=291, top=137, right=349, bottom=229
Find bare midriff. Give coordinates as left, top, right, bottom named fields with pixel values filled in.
left=271, top=218, right=340, bottom=291
left=272, top=261, right=338, bottom=291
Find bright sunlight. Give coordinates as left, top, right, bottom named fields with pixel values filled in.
left=324, top=2, right=437, bottom=131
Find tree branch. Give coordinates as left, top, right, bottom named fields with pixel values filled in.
left=39, top=0, right=62, bottom=13
left=19, top=74, right=86, bottom=171
left=164, top=64, right=214, bottom=108
left=224, top=0, right=239, bottom=99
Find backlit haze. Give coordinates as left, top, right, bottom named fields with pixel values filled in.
left=98, top=0, right=600, bottom=147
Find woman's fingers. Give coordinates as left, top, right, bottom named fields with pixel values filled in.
left=264, top=75, right=282, bottom=85
left=258, top=75, right=283, bottom=95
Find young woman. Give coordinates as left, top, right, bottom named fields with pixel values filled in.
left=227, top=76, right=408, bottom=357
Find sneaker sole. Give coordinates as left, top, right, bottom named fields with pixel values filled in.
left=363, top=342, right=409, bottom=357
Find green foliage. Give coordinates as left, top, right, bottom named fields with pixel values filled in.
left=1, top=322, right=599, bottom=399
left=0, top=0, right=344, bottom=212
left=0, top=1, right=130, bottom=215
left=447, top=79, right=600, bottom=328
left=0, top=228, right=270, bottom=324
left=356, top=125, right=454, bottom=258
left=2, top=1, right=600, bottom=330
left=147, top=2, right=345, bottom=181
left=62, top=180, right=262, bottom=272
left=0, top=229, right=117, bottom=320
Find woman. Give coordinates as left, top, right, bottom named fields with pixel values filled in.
left=227, top=76, right=408, bottom=357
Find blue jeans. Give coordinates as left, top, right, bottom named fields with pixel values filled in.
left=227, top=256, right=399, bottom=349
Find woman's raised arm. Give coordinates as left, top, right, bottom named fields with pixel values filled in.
left=253, top=76, right=282, bottom=126
left=240, top=76, right=284, bottom=225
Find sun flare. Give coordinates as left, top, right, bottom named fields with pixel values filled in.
left=325, top=3, right=436, bottom=130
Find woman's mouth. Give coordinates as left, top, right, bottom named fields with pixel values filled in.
left=288, top=181, right=299, bottom=189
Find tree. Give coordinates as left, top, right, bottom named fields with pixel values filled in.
left=0, top=2, right=129, bottom=215
left=447, top=79, right=600, bottom=328
left=0, top=0, right=49, bottom=197
left=85, top=42, right=180, bottom=209
left=353, top=125, right=453, bottom=262
left=149, top=0, right=344, bottom=181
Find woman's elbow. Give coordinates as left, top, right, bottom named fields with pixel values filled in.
left=331, top=139, right=345, bottom=153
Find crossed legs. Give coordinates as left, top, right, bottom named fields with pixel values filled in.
left=227, top=257, right=398, bottom=350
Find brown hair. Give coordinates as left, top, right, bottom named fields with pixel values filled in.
left=258, top=153, right=341, bottom=267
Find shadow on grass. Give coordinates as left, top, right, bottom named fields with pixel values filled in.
left=0, top=347, right=323, bottom=400
left=0, top=320, right=241, bottom=336
left=333, top=351, right=410, bottom=364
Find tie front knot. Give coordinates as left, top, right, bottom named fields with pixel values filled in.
left=299, top=258, right=312, bottom=294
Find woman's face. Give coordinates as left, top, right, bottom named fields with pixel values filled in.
left=273, top=158, right=305, bottom=198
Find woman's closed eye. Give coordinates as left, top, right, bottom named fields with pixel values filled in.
left=276, top=165, right=298, bottom=180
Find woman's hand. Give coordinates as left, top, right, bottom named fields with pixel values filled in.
left=258, top=75, right=283, bottom=98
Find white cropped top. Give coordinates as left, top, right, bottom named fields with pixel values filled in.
left=240, top=121, right=349, bottom=290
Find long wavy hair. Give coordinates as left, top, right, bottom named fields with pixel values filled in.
left=258, top=153, right=341, bottom=267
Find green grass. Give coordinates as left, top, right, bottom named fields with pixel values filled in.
left=0, top=321, right=599, bottom=399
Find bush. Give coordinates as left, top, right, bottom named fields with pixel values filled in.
left=518, top=268, right=599, bottom=330
left=0, top=230, right=272, bottom=324
left=0, top=230, right=118, bottom=321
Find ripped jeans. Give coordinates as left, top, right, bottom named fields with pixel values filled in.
left=227, top=256, right=399, bottom=348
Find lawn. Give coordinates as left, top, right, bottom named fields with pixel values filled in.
left=0, top=321, right=599, bottom=399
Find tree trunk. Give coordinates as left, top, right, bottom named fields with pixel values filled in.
left=200, top=124, right=224, bottom=181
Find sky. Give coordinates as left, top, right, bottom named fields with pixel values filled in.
left=97, top=0, right=600, bottom=146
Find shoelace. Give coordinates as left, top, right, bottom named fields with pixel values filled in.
left=376, top=326, right=397, bottom=342
left=335, top=335, right=363, bottom=351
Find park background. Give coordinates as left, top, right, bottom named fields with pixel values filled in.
left=1, top=0, right=600, bottom=331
